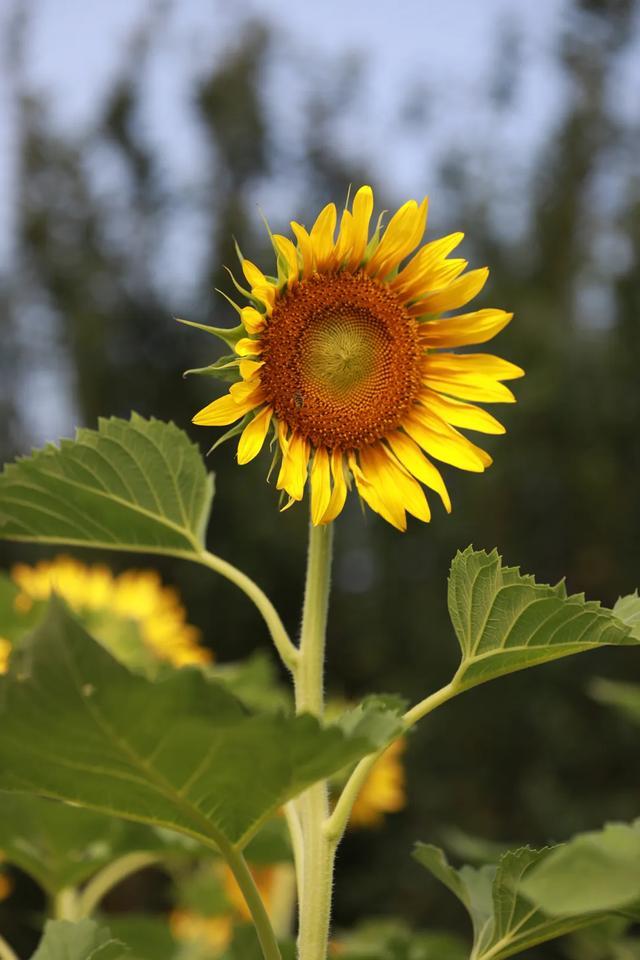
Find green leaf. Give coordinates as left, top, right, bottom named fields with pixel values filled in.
left=0, top=600, right=400, bottom=850
left=101, top=917, right=175, bottom=960
left=0, top=792, right=197, bottom=894
left=613, top=591, right=640, bottom=638
left=0, top=414, right=213, bottom=556
left=30, top=920, right=129, bottom=960
left=0, top=572, right=43, bottom=644
left=414, top=842, right=606, bottom=960
left=521, top=821, right=640, bottom=915
left=337, top=918, right=468, bottom=960
left=448, top=547, right=636, bottom=692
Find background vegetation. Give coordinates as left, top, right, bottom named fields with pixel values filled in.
left=1, top=0, right=639, bottom=956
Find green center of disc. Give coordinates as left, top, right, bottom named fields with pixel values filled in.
left=301, top=311, right=385, bottom=396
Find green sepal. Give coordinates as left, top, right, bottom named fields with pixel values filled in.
left=207, top=414, right=251, bottom=455
left=224, top=265, right=261, bottom=307
left=176, top=315, right=244, bottom=348
left=183, top=354, right=241, bottom=383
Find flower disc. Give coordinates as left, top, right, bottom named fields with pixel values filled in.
left=259, top=272, right=421, bottom=449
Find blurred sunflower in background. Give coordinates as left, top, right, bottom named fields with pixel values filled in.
left=350, top=739, right=407, bottom=829
left=1, top=555, right=209, bottom=675
left=192, top=185, right=523, bottom=530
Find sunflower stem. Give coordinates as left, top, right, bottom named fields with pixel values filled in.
left=52, top=887, right=80, bottom=920
left=324, top=681, right=459, bottom=844
left=197, top=549, right=298, bottom=672
left=77, top=851, right=162, bottom=918
left=294, top=520, right=334, bottom=960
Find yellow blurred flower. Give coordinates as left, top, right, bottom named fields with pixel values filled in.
left=0, top=854, right=12, bottom=902
left=350, top=738, right=407, bottom=829
left=0, top=637, right=11, bottom=675
left=9, top=555, right=210, bottom=669
left=191, top=185, right=522, bottom=530
left=170, top=863, right=282, bottom=955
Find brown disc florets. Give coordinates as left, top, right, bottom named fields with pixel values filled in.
left=259, top=272, right=421, bottom=449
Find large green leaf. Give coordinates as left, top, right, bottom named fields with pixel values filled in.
left=414, top=843, right=606, bottom=960
left=0, top=600, right=401, bottom=850
left=448, top=548, right=637, bottom=691
left=30, top=920, right=129, bottom=960
left=613, top=591, right=640, bottom=639
left=521, top=821, right=640, bottom=915
left=0, top=414, right=213, bottom=556
left=0, top=792, right=197, bottom=895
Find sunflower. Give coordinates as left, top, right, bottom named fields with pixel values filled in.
left=191, top=186, right=523, bottom=530
left=349, top=738, right=407, bottom=829
left=170, top=863, right=283, bottom=955
left=8, top=556, right=209, bottom=671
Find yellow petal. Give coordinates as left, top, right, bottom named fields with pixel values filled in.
left=419, top=390, right=505, bottom=435
left=290, top=221, right=315, bottom=277
left=276, top=433, right=310, bottom=501
left=237, top=406, right=273, bottom=464
left=359, top=445, right=426, bottom=525
left=235, top=337, right=263, bottom=357
left=366, top=197, right=428, bottom=277
left=252, top=284, right=276, bottom=313
left=239, top=358, right=264, bottom=380
left=349, top=452, right=406, bottom=531
left=347, top=185, right=374, bottom=268
left=321, top=449, right=348, bottom=523
left=400, top=258, right=468, bottom=304
left=425, top=353, right=524, bottom=381
left=425, top=376, right=516, bottom=404
left=241, top=306, right=266, bottom=334
left=410, top=267, right=489, bottom=314
left=309, top=203, right=337, bottom=268
left=310, top=447, right=331, bottom=525
left=334, top=209, right=354, bottom=262
left=391, top=232, right=464, bottom=294
left=273, top=234, right=299, bottom=287
left=377, top=446, right=431, bottom=522
left=193, top=390, right=263, bottom=427
left=419, top=309, right=513, bottom=348
left=242, top=259, right=268, bottom=288
left=386, top=432, right=451, bottom=512
left=230, top=378, right=264, bottom=401
left=403, top=410, right=488, bottom=472
left=414, top=406, right=493, bottom=467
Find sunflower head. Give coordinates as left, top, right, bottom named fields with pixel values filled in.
left=349, top=738, right=407, bottom=829
left=190, top=186, right=523, bottom=530
left=8, top=556, right=210, bottom=674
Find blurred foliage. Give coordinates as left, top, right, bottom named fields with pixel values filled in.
left=1, top=1, right=640, bottom=957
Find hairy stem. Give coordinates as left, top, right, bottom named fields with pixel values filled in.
left=78, top=852, right=163, bottom=918
left=52, top=887, right=80, bottom=920
left=197, top=549, right=298, bottom=672
left=294, top=521, right=334, bottom=960
left=325, top=682, right=459, bottom=844
left=219, top=838, right=283, bottom=960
